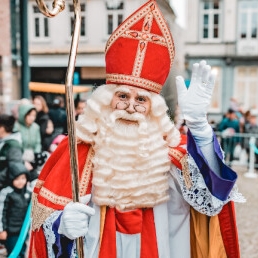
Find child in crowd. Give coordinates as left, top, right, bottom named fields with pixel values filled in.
left=0, top=162, right=31, bottom=257
left=14, top=102, right=41, bottom=154
left=33, top=95, right=55, bottom=152
left=244, top=112, right=258, bottom=166
left=0, top=114, right=25, bottom=254
left=14, top=102, right=42, bottom=177
left=48, top=134, right=66, bottom=153
left=74, top=97, right=86, bottom=121
left=0, top=114, right=23, bottom=189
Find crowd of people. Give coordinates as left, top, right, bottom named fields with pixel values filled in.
left=177, top=97, right=258, bottom=169
left=0, top=95, right=86, bottom=256
left=216, top=98, right=258, bottom=168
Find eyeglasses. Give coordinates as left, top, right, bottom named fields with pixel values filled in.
left=116, top=101, right=146, bottom=113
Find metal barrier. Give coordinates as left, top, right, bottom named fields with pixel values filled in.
left=215, top=131, right=258, bottom=177
left=246, top=137, right=258, bottom=178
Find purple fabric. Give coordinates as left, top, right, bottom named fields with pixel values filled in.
left=52, top=213, right=74, bottom=257
left=187, top=129, right=237, bottom=201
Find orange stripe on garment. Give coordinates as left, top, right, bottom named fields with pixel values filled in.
left=190, top=207, right=227, bottom=258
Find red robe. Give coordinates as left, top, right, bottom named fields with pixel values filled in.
left=29, top=136, right=240, bottom=258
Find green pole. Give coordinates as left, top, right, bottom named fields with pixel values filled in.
left=20, top=0, right=30, bottom=98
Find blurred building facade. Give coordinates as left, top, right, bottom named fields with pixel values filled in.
left=0, top=0, right=21, bottom=112
left=27, top=0, right=184, bottom=115
left=185, top=0, right=258, bottom=122
left=0, top=1, right=30, bottom=113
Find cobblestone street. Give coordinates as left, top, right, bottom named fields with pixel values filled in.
left=234, top=165, right=258, bottom=258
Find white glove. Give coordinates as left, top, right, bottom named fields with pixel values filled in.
left=176, top=60, right=216, bottom=146
left=58, top=194, right=95, bottom=240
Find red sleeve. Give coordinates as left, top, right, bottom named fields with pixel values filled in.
left=168, top=134, right=187, bottom=170
left=34, top=137, right=93, bottom=210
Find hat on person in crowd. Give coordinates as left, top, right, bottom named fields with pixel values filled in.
left=53, top=96, right=65, bottom=108
left=7, top=161, right=29, bottom=185
left=53, top=98, right=61, bottom=106
left=0, top=114, right=16, bottom=133
left=105, top=0, right=175, bottom=94
left=228, top=108, right=235, bottom=114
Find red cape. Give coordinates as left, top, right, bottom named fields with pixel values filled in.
left=29, top=136, right=240, bottom=258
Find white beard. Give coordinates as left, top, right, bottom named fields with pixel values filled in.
left=91, top=109, right=171, bottom=210
left=75, top=84, right=181, bottom=210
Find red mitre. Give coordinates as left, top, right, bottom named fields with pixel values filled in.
left=105, top=0, right=175, bottom=94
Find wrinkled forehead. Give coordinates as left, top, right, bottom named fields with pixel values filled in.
left=114, top=85, right=152, bottom=98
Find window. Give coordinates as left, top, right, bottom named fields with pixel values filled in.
left=106, top=1, right=124, bottom=35
left=234, top=67, right=258, bottom=112
left=32, top=5, right=49, bottom=39
left=239, top=1, right=258, bottom=39
left=200, top=0, right=221, bottom=41
left=69, top=3, right=87, bottom=37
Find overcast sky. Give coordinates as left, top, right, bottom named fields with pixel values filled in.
left=169, top=0, right=187, bottom=28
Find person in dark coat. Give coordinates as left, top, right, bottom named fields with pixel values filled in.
left=74, top=97, right=86, bottom=121
left=0, top=114, right=24, bottom=189
left=218, top=108, right=241, bottom=165
left=49, top=96, right=67, bottom=136
left=0, top=161, right=31, bottom=257
left=244, top=112, right=258, bottom=166
left=33, top=95, right=55, bottom=152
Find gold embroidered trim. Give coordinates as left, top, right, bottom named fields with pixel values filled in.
left=132, top=13, right=153, bottom=78
left=152, top=3, right=175, bottom=63
left=169, top=148, right=192, bottom=189
left=181, top=155, right=192, bottom=189
left=40, top=187, right=72, bottom=206
left=106, top=73, right=162, bottom=93
left=31, top=193, right=55, bottom=231
left=169, top=148, right=185, bottom=161
left=124, top=30, right=167, bottom=48
left=31, top=146, right=94, bottom=231
left=79, top=146, right=94, bottom=196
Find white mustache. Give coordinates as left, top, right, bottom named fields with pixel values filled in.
left=109, top=110, right=146, bottom=124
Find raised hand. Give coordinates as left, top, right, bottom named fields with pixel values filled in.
left=176, top=60, right=216, bottom=145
